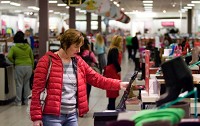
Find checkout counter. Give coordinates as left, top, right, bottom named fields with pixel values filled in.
left=0, top=65, right=16, bottom=105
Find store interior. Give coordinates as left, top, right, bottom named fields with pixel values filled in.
left=1, top=0, right=200, bottom=126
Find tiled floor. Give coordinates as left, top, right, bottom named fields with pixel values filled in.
left=0, top=52, right=137, bottom=126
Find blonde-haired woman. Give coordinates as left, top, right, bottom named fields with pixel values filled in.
left=103, top=35, right=123, bottom=110
left=95, top=33, right=106, bottom=73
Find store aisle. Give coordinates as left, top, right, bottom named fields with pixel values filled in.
left=0, top=52, right=136, bottom=126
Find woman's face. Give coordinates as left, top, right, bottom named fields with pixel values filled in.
left=66, top=42, right=83, bottom=57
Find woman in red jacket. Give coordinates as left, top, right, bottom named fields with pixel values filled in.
left=30, top=29, right=128, bottom=126
left=103, top=35, right=123, bottom=110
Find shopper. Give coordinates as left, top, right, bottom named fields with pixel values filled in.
left=25, top=29, right=35, bottom=50
left=79, top=33, right=98, bottom=102
left=125, top=33, right=133, bottom=60
left=7, top=31, right=34, bottom=106
left=94, top=33, right=106, bottom=74
left=30, top=29, right=128, bottom=126
left=103, top=35, right=123, bottom=110
left=132, top=32, right=139, bottom=62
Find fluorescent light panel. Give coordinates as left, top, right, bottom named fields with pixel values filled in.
left=1, top=1, right=10, bottom=3
left=191, top=1, right=200, bottom=3
left=54, top=12, right=60, bottom=14
left=10, top=2, right=20, bottom=6
left=143, top=1, right=153, bottom=4
left=143, top=4, right=153, bottom=6
left=49, top=1, right=57, bottom=3
left=28, top=6, right=39, bottom=11
left=184, top=6, right=192, bottom=9
left=144, top=6, right=153, bottom=9
left=57, top=4, right=66, bottom=6
left=187, top=4, right=195, bottom=6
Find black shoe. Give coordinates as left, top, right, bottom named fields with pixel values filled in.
left=156, top=57, right=194, bottom=107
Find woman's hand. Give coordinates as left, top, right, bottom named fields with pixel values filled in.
left=33, top=120, right=43, bottom=126
left=120, top=82, right=129, bottom=90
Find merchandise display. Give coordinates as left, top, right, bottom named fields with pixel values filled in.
left=93, top=71, right=138, bottom=126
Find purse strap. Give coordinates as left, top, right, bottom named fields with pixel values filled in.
left=45, top=55, right=52, bottom=88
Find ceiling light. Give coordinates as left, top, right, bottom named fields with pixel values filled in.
left=184, top=6, right=192, bottom=9
left=143, top=1, right=153, bottom=4
left=54, top=12, right=60, bottom=14
left=144, top=6, right=153, bottom=9
left=187, top=4, right=195, bottom=6
left=79, top=10, right=86, bottom=13
left=49, top=10, right=54, bottom=13
left=28, top=6, right=39, bottom=11
left=10, top=2, right=20, bottom=6
left=57, top=4, right=66, bottom=6
left=171, top=2, right=176, bottom=7
left=60, top=13, right=66, bottom=16
left=1, top=1, right=10, bottom=3
left=76, top=8, right=81, bottom=11
left=171, top=0, right=176, bottom=7
left=113, top=1, right=117, bottom=4
left=180, top=9, right=187, bottom=13
left=143, top=4, right=153, bottom=6
left=163, top=10, right=166, bottom=13
left=191, top=1, right=200, bottom=4
left=49, top=1, right=57, bottom=3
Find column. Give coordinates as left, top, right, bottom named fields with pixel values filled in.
left=97, top=15, right=102, bottom=33
left=86, top=12, right=91, bottom=34
left=69, top=7, right=76, bottom=29
left=39, top=0, right=49, bottom=58
left=187, top=9, right=192, bottom=34
left=0, top=12, right=1, bottom=33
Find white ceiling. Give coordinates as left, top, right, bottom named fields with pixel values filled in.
left=0, top=0, right=196, bottom=17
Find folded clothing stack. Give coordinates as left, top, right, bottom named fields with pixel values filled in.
left=131, top=108, right=185, bottom=126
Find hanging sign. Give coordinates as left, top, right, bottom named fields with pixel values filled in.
left=62, top=0, right=86, bottom=6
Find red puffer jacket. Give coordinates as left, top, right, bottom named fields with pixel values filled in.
left=30, top=51, right=121, bottom=121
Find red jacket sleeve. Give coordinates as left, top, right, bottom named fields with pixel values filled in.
left=78, top=57, right=121, bottom=91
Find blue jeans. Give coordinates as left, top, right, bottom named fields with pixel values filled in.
left=42, top=112, right=78, bottom=126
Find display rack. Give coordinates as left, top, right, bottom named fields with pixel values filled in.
left=0, top=37, right=14, bottom=53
